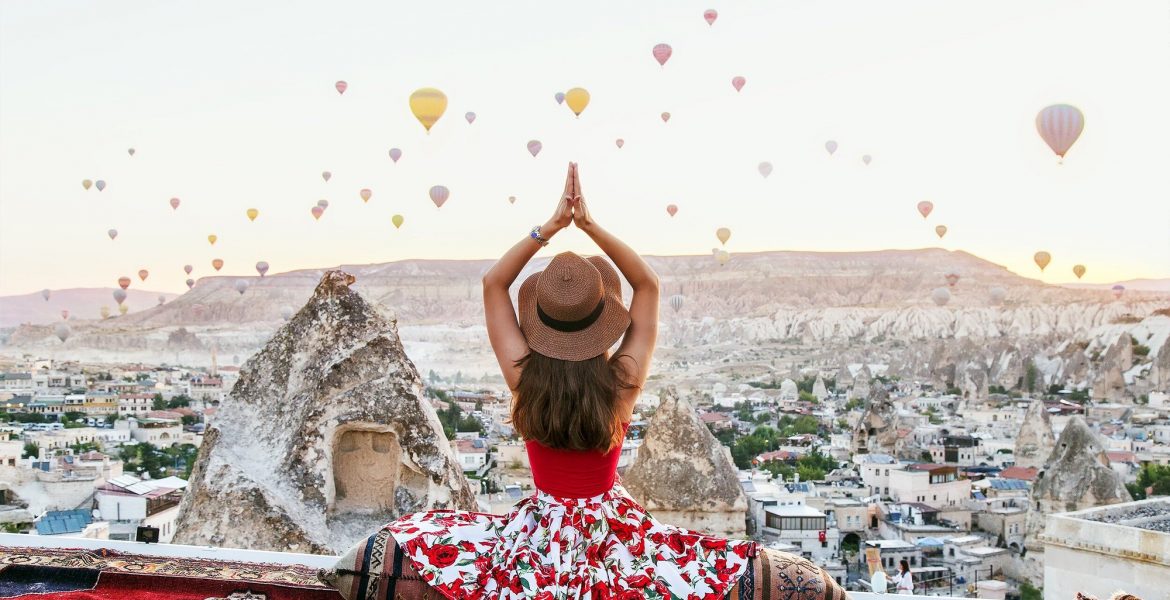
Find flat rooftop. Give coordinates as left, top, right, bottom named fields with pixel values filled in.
left=1083, top=500, right=1170, bottom=533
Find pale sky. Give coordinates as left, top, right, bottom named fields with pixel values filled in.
left=1, top=0, right=1168, bottom=296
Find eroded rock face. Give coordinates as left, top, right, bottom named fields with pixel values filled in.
left=623, top=388, right=747, bottom=537
left=852, top=386, right=906, bottom=458
left=1014, top=400, right=1055, bottom=470
left=1025, top=417, right=1131, bottom=543
left=172, top=270, right=476, bottom=554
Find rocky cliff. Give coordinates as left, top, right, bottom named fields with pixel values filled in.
left=1014, top=400, right=1056, bottom=470
left=622, top=388, right=748, bottom=537
left=172, top=270, right=476, bottom=554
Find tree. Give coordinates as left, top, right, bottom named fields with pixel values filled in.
left=1127, top=463, right=1170, bottom=500
left=1020, top=582, right=1042, bottom=600
left=22, top=442, right=38, bottom=459
left=105, top=414, right=119, bottom=425
left=1024, top=361, right=1038, bottom=394
left=166, top=394, right=192, bottom=409
left=798, top=391, right=818, bottom=404
left=152, top=393, right=166, bottom=411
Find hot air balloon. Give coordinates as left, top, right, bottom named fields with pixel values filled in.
left=60, top=310, right=69, bottom=320
left=107, top=229, right=118, bottom=240
left=527, top=140, right=543, bottom=157
left=758, top=162, right=773, bottom=178
left=1036, top=104, right=1084, bottom=160
left=138, top=269, right=149, bottom=281
left=615, top=139, right=624, bottom=149
left=128, top=148, right=136, bottom=157
left=716, top=227, right=731, bottom=245
left=157, top=295, right=166, bottom=306
left=716, top=250, right=731, bottom=266
left=389, top=148, right=402, bottom=163
left=666, top=204, right=678, bottom=217
left=989, top=286, right=1007, bottom=305
left=170, top=197, right=181, bottom=210
left=183, top=264, right=193, bottom=275
left=207, top=234, right=217, bottom=245
left=465, top=111, right=476, bottom=124
left=1033, top=251, right=1051, bottom=271
left=82, top=179, right=93, bottom=190
left=1111, top=284, right=1125, bottom=300
left=652, top=43, right=673, bottom=66
left=280, top=305, right=294, bottom=321
left=565, top=88, right=590, bottom=116
left=945, top=273, right=960, bottom=287
left=335, top=80, right=348, bottom=95
left=255, top=261, right=269, bottom=277
left=54, top=323, right=70, bottom=343
left=185, top=279, right=195, bottom=290
left=95, top=180, right=106, bottom=191
left=321, top=171, right=332, bottom=182
left=669, top=294, right=684, bottom=312
left=234, top=280, right=249, bottom=295
left=917, top=201, right=933, bottom=219
left=931, top=287, right=951, bottom=306
left=317, top=199, right=329, bottom=209
left=392, top=214, right=404, bottom=229
left=1073, top=264, right=1086, bottom=279
left=732, top=76, right=745, bottom=92
left=41, top=289, right=50, bottom=301
left=100, top=306, right=111, bottom=319
left=360, top=188, right=372, bottom=203
left=118, top=277, right=131, bottom=290
left=554, top=92, right=565, bottom=105
left=862, top=155, right=872, bottom=166
left=119, top=304, right=129, bottom=316
left=935, top=225, right=948, bottom=239
left=825, top=141, right=838, bottom=155
left=704, top=9, right=718, bottom=25
left=507, top=196, right=516, bottom=204
left=212, top=258, right=224, bottom=271
left=409, top=87, right=448, bottom=132
left=113, top=289, right=127, bottom=305
left=311, top=206, right=324, bottom=220
left=660, top=112, right=671, bottom=123
left=429, top=185, right=450, bottom=208
left=246, top=208, right=259, bottom=221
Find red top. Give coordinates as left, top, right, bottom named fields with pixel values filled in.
left=526, top=422, right=631, bottom=498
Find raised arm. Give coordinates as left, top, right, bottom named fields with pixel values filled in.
left=570, top=165, right=659, bottom=390
left=483, top=163, right=576, bottom=390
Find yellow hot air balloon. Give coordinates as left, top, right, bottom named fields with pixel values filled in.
left=565, top=87, right=590, bottom=117
left=935, top=225, right=948, bottom=239
left=716, top=227, right=731, bottom=245
left=409, top=88, right=448, bottom=132
left=100, top=306, right=110, bottom=319
left=1034, top=251, right=1051, bottom=271
left=246, top=208, right=259, bottom=221
left=82, top=179, right=93, bottom=190
left=392, top=214, right=404, bottom=229
left=119, top=304, right=129, bottom=315
left=1073, top=264, right=1086, bottom=279
left=208, top=234, right=218, bottom=245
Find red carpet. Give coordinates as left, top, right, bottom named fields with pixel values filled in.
left=4, top=571, right=342, bottom=600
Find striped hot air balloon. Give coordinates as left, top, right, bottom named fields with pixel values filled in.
left=1036, top=104, right=1084, bottom=160
left=410, top=88, right=448, bottom=132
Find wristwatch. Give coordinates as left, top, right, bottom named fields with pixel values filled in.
left=530, top=225, right=550, bottom=247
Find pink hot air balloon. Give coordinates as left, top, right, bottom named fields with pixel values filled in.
left=359, top=188, right=372, bottom=203
left=61, top=310, right=69, bottom=320
left=704, top=9, right=718, bottom=25
left=945, top=273, right=960, bottom=287
left=186, top=278, right=195, bottom=290
left=917, top=201, right=934, bottom=219
left=388, top=148, right=402, bottom=163
left=255, top=261, right=269, bottom=277
left=615, top=138, right=625, bottom=149
left=321, top=171, right=332, bottom=182
left=335, top=80, right=348, bottom=95
left=138, top=269, right=149, bottom=281
left=117, top=276, right=131, bottom=290
left=666, top=204, right=678, bottom=217
left=661, top=112, right=671, bottom=123
left=311, top=206, right=324, bottom=220
left=652, top=43, right=673, bottom=67
left=731, top=76, right=746, bottom=92
left=169, top=197, right=181, bottom=210
left=183, top=264, right=193, bottom=275
left=527, top=140, right=543, bottom=157
left=1036, top=104, right=1084, bottom=160
left=465, top=112, right=476, bottom=124
left=429, top=185, right=450, bottom=208
left=107, top=229, right=118, bottom=240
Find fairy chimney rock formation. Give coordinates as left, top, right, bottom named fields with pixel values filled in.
left=852, top=386, right=905, bottom=458
left=1025, top=417, right=1132, bottom=542
left=1014, top=400, right=1056, bottom=470
left=623, top=388, right=748, bottom=537
left=173, top=270, right=476, bottom=554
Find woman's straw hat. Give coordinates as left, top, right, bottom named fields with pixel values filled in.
left=518, top=252, right=631, bottom=361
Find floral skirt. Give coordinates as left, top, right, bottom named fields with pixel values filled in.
left=385, top=478, right=759, bottom=600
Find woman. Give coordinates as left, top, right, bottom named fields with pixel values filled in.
left=384, top=163, right=759, bottom=599
left=892, top=559, right=914, bottom=594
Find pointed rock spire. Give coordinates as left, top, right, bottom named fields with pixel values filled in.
left=1014, top=400, right=1055, bottom=470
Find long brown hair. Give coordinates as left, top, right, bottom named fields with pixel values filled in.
left=510, top=351, right=638, bottom=453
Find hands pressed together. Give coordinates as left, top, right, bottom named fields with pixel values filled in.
left=548, top=162, right=595, bottom=233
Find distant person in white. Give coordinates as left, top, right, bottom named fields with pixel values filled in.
left=892, top=559, right=914, bottom=594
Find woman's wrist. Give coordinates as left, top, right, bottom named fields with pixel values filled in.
left=541, top=221, right=565, bottom=236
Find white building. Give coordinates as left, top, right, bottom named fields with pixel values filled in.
left=887, top=465, right=970, bottom=508
left=128, top=417, right=182, bottom=448
left=95, top=475, right=186, bottom=543
left=453, top=438, right=489, bottom=473
left=761, top=504, right=839, bottom=562
left=856, top=454, right=906, bottom=498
